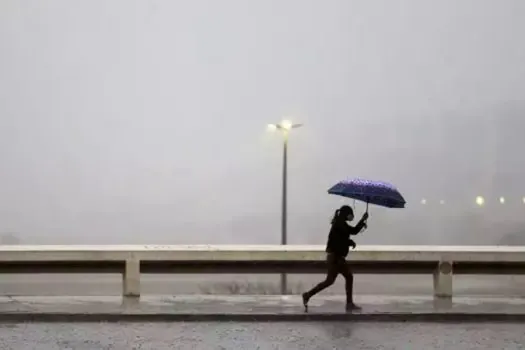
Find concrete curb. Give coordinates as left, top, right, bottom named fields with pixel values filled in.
left=2, top=313, right=525, bottom=323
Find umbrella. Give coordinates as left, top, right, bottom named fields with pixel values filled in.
left=328, top=178, right=406, bottom=211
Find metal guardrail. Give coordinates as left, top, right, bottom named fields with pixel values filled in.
left=1, top=245, right=524, bottom=298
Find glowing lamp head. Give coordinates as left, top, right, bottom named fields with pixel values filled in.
left=281, top=120, right=293, bottom=131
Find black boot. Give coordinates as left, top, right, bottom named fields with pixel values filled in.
left=345, top=303, right=361, bottom=312
left=302, top=293, right=310, bottom=313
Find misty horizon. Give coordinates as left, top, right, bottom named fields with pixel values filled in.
left=1, top=1, right=524, bottom=246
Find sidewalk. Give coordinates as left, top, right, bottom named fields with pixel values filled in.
left=1, top=295, right=525, bottom=322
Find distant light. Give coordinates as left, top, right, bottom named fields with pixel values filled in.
left=420, top=199, right=427, bottom=205
left=439, top=200, right=445, bottom=205
left=523, top=197, right=525, bottom=204
left=475, top=196, right=485, bottom=206
left=499, top=197, right=505, bottom=204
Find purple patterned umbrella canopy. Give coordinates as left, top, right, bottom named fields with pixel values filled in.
left=328, top=178, right=406, bottom=209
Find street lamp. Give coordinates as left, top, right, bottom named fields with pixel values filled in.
left=267, top=119, right=303, bottom=295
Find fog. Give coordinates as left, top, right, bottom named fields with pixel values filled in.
left=1, top=0, right=524, bottom=246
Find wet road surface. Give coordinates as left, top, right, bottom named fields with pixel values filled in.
left=1, top=322, right=524, bottom=349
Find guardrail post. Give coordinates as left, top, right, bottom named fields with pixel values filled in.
left=123, top=259, right=140, bottom=298
left=433, top=261, right=453, bottom=299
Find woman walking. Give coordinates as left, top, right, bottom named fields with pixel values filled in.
left=302, top=205, right=368, bottom=312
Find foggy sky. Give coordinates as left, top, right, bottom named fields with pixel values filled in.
left=1, top=0, right=524, bottom=245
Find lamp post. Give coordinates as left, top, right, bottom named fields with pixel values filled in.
left=267, top=120, right=303, bottom=295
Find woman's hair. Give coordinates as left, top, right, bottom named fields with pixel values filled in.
left=331, top=205, right=353, bottom=224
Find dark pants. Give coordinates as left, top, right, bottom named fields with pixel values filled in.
left=304, top=253, right=354, bottom=304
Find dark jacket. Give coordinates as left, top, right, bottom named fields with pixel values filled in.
left=325, top=218, right=367, bottom=258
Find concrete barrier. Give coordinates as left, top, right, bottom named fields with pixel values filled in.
left=1, top=245, right=524, bottom=299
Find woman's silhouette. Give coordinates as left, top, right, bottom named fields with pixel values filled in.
left=302, top=205, right=368, bottom=312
